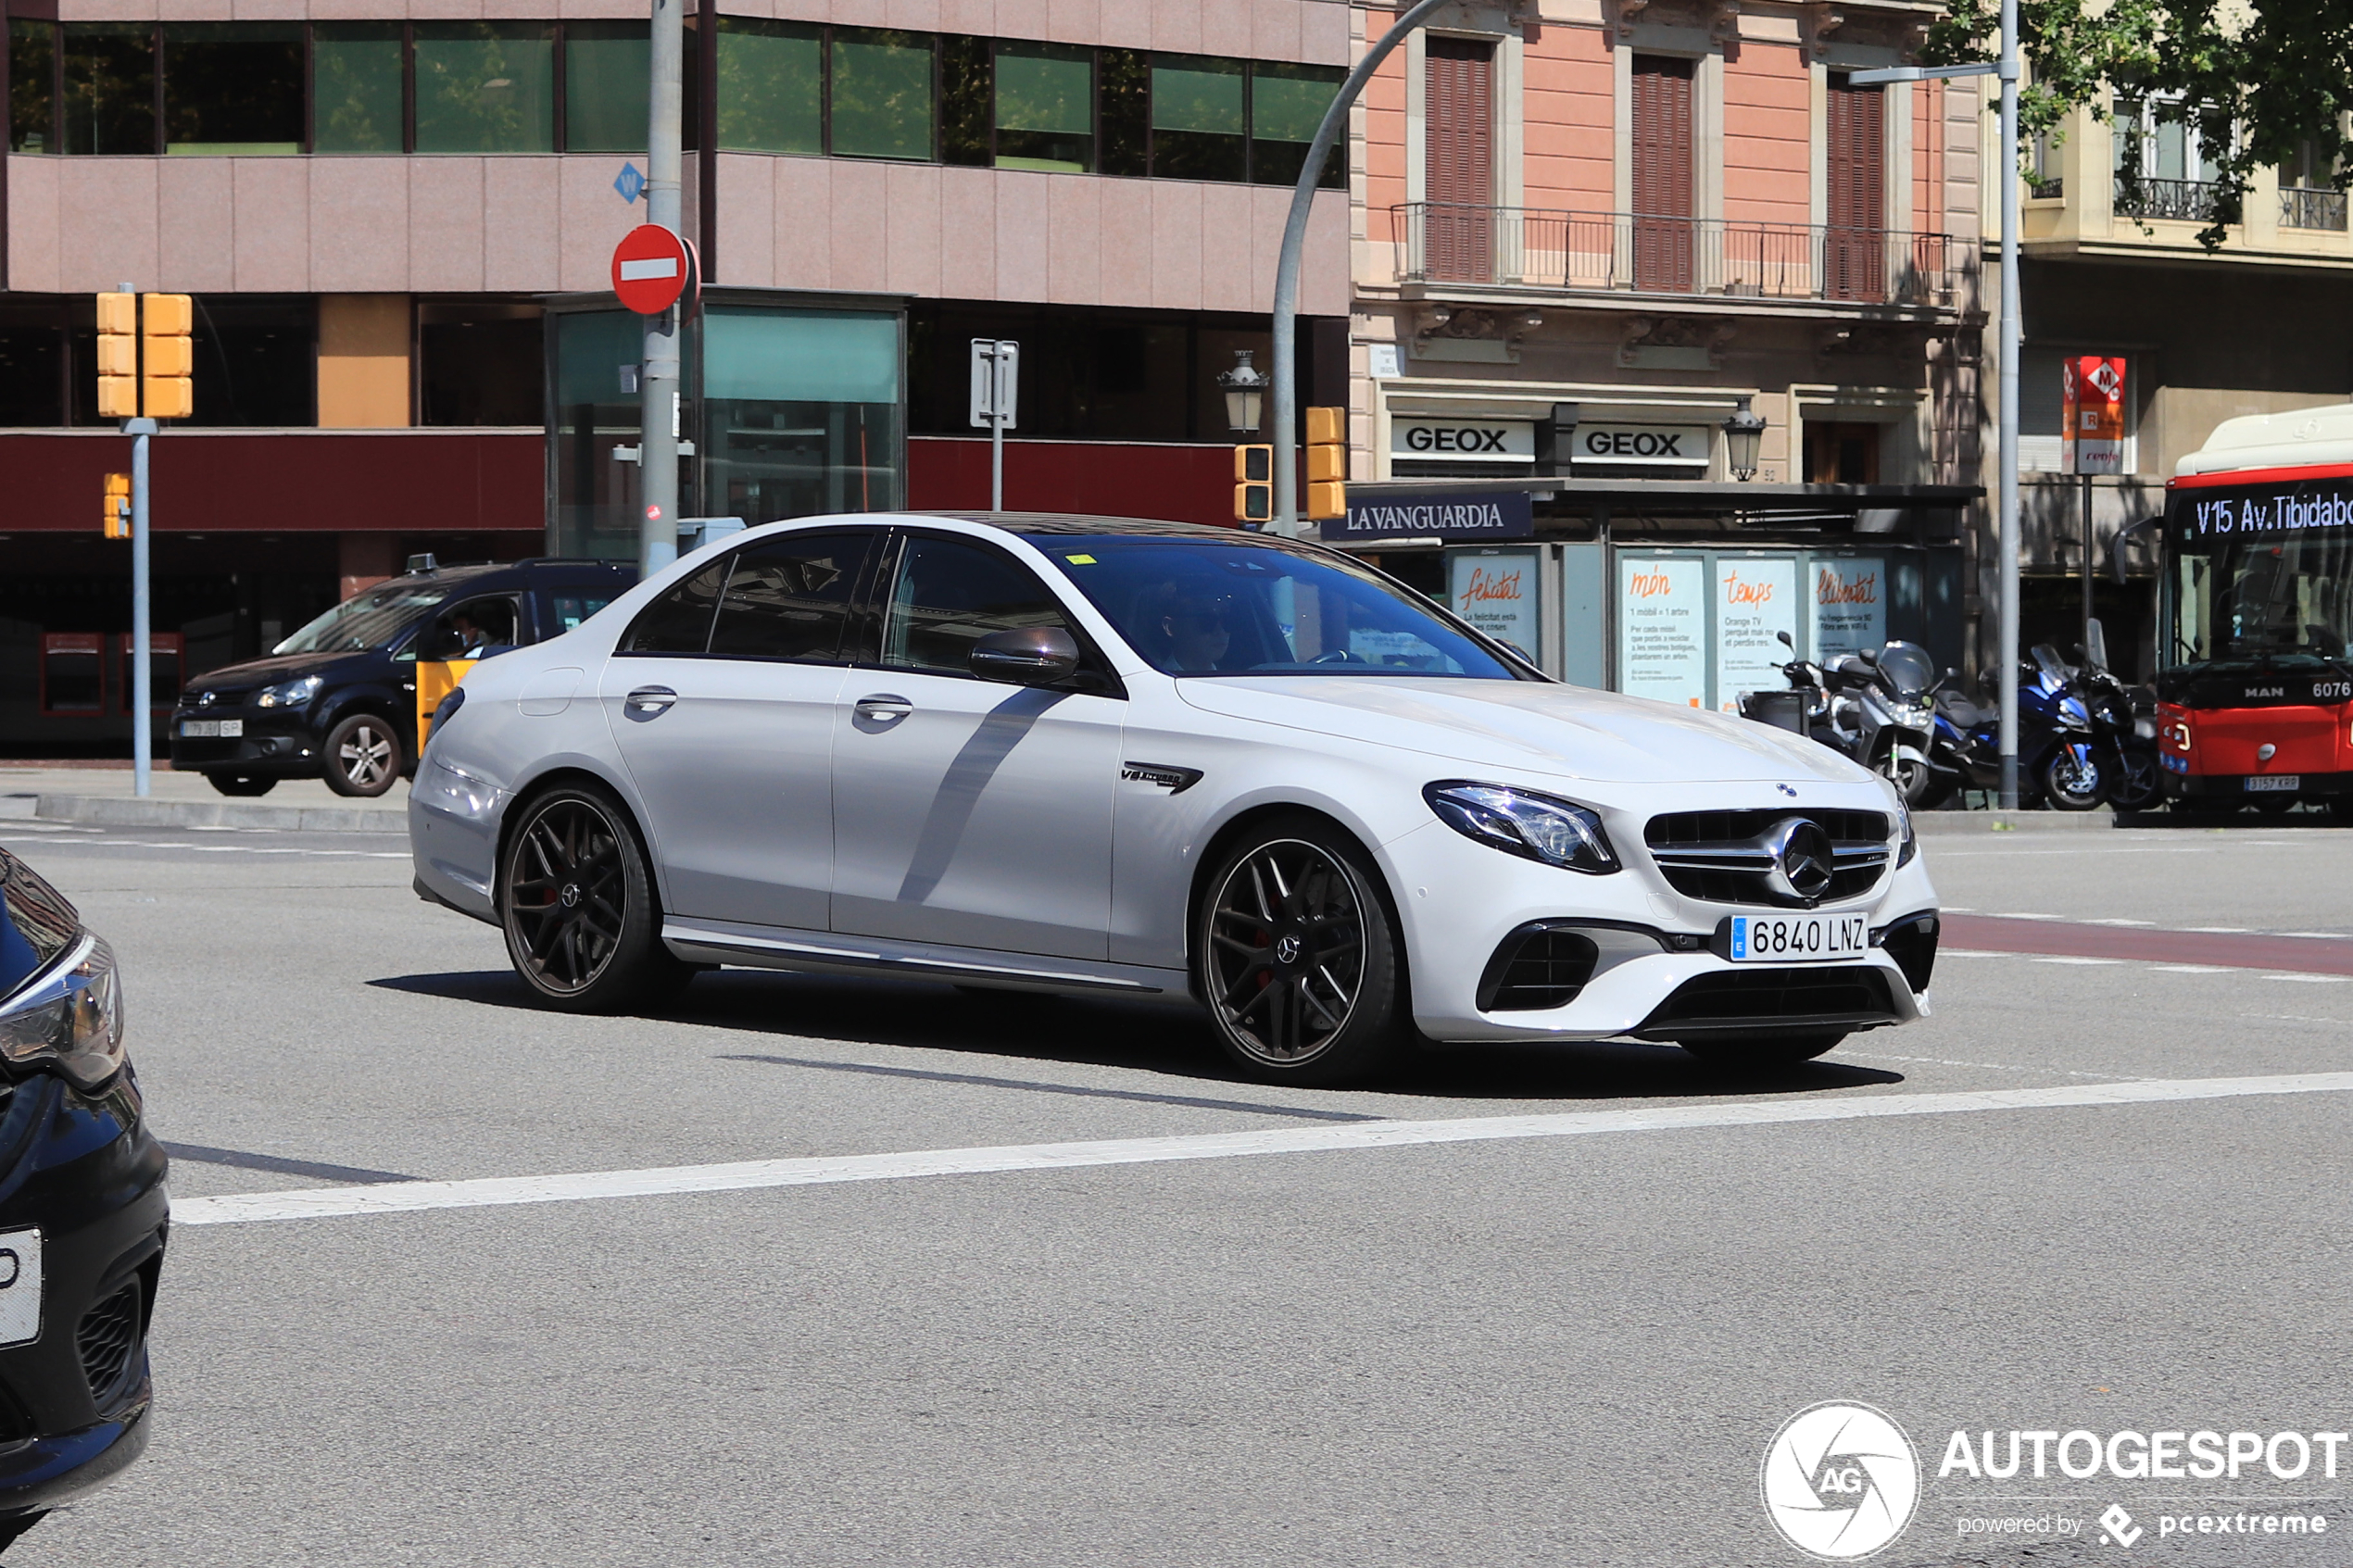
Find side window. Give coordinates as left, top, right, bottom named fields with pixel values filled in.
left=620, top=558, right=731, bottom=654
left=547, top=593, right=615, bottom=634
left=417, top=594, right=522, bottom=661
left=708, top=531, right=874, bottom=660
left=881, top=534, right=1073, bottom=675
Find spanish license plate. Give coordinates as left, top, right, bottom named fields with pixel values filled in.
left=2246, top=774, right=2299, bottom=793
left=0, top=1229, right=43, bottom=1347
left=1728, top=912, right=1869, bottom=963
left=180, top=719, right=241, bottom=738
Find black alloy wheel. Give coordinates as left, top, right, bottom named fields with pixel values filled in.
left=2105, top=747, right=2164, bottom=813
left=1196, top=819, right=1412, bottom=1085
left=499, top=784, right=690, bottom=1012
left=1879, top=754, right=1935, bottom=807
left=322, top=714, right=403, bottom=797
left=1680, top=1030, right=1848, bottom=1065
left=206, top=772, right=276, bottom=797
left=2039, top=746, right=2106, bottom=811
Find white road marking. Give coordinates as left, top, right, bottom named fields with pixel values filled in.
left=2279, top=932, right=2350, bottom=940
left=2032, top=956, right=2123, bottom=966
left=0, top=834, right=405, bottom=859
left=170, top=1072, right=2353, bottom=1229
left=2085, top=918, right=2157, bottom=927
left=2149, top=964, right=2233, bottom=973
left=2263, top=974, right=2351, bottom=984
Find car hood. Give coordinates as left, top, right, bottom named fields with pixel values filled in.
left=1173, top=677, right=1869, bottom=784
left=185, top=650, right=379, bottom=693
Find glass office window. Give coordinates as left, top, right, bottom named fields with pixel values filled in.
left=163, top=24, right=302, bottom=155
left=994, top=41, right=1090, bottom=172
left=414, top=22, right=555, bottom=154
left=565, top=22, right=648, bottom=154
left=830, top=29, right=931, bottom=160
left=1099, top=47, right=1147, bottom=176
left=1250, top=61, right=1343, bottom=187
left=419, top=303, right=543, bottom=426
left=189, top=295, right=315, bottom=426
left=61, top=24, right=156, bottom=156
left=10, top=22, right=53, bottom=154
left=702, top=307, right=900, bottom=521
left=1151, top=55, right=1244, bottom=181
left=313, top=24, right=403, bottom=154
left=716, top=18, right=821, bottom=154
left=0, top=304, right=64, bottom=425
left=939, top=34, right=990, bottom=166
left=551, top=309, right=653, bottom=560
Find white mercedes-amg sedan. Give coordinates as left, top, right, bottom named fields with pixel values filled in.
left=409, top=513, right=1937, bottom=1085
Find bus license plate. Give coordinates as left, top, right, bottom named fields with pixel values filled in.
left=179, top=720, right=242, bottom=738
left=1728, top=913, right=1868, bottom=963
left=2246, top=774, right=2299, bottom=793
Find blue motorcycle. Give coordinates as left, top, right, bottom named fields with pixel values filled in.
left=1924, top=645, right=2104, bottom=809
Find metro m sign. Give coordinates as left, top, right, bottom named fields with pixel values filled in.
left=2061, top=356, right=2127, bottom=475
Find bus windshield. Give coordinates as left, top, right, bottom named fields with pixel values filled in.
left=2172, top=532, right=2353, bottom=668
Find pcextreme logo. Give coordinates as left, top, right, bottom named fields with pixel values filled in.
left=1761, top=1402, right=1922, bottom=1561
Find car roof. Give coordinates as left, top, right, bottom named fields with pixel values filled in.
left=897, top=511, right=1264, bottom=541
left=372, top=558, right=634, bottom=593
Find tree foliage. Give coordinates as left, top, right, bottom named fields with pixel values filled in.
left=1923, top=0, right=2353, bottom=245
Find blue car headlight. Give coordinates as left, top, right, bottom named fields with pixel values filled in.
left=254, top=674, right=323, bottom=709
left=1424, top=782, right=1618, bottom=874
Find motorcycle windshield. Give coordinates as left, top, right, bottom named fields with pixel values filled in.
left=1878, top=642, right=1934, bottom=698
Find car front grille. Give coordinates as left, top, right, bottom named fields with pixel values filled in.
left=1477, top=925, right=1602, bottom=1011
left=77, top=1281, right=142, bottom=1403
left=1642, top=809, right=1891, bottom=906
left=1636, top=966, right=1902, bottom=1038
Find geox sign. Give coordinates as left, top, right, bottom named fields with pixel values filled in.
left=1326, top=490, right=1536, bottom=543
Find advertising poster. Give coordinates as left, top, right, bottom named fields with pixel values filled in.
left=1713, top=557, right=1798, bottom=713
left=1617, top=556, right=1707, bottom=706
left=1448, top=550, right=1541, bottom=660
left=1811, top=557, right=1885, bottom=661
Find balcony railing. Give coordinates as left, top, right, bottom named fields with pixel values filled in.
left=2282, top=185, right=2348, bottom=231
left=1390, top=203, right=1967, bottom=307
left=2113, top=175, right=2225, bottom=222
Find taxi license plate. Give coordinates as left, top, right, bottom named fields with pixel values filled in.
left=0, top=1229, right=43, bottom=1348
left=180, top=719, right=242, bottom=738
left=1728, top=912, right=1868, bottom=963
left=2246, top=774, right=2299, bottom=793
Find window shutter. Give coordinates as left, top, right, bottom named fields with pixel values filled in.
left=1424, top=38, right=1494, bottom=280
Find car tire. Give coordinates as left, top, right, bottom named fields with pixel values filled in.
left=499, top=783, right=693, bottom=1013
left=1679, top=1031, right=1847, bottom=1065
left=1194, top=816, right=1414, bottom=1087
left=322, top=714, right=403, bottom=797
left=206, top=772, right=277, bottom=797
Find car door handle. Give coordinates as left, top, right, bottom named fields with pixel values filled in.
left=853, top=693, right=914, bottom=726
left=623, top=685, right=678, bottom=719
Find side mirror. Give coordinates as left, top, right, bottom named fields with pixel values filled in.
left=971, top=626, right=1081, bottom=686
left=1776, top=630, right=1794, bottom=649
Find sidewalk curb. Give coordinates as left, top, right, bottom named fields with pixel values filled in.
left=31, top=794, right=407, bottom=834
left=1915, top=810, right=2120, bottom=834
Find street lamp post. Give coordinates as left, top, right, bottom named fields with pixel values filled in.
left=1217, top=350, right=1267, bottom=437
left=1722, top=395, right=1768, bottom=482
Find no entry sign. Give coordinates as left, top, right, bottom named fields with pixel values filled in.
left=611, top=225, right=691, bottom=315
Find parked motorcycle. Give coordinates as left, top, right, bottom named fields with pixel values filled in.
left=1922, top=646, right=2104, bottom=809
left=2074, top=620, right=2162, bottom=813
left=1739, top=633, right=1939, bottom=804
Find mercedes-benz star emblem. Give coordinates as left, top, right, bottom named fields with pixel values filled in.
left=1762, top=817, right=1837, bottom=904
left=1777, top=783, right=1799, bottom=797
left=1275, top=934, right=1302, bottom=964
left=560, top=883, right=583, bottom=909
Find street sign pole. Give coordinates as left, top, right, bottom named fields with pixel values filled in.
left=639, top=0, right=686, bottom=580
left=128, top=415, right=156, bottom=797
left=969, top=340, right=1019, bottom=511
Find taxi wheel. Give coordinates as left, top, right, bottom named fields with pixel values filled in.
left=322, top=714, right=403, bottom=797
left=500, top=784, right=691, bottom=1013
left=1195, top=817, right=1412, bottom=1087
left=1680, top=1031, right=1847, bottom=1065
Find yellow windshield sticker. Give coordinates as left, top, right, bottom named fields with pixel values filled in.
left=1064, top=553, right=1098, bottom=565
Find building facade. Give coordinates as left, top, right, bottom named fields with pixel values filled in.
left=0, top=0, right=1353, bottom=750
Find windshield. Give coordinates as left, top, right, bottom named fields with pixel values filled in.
left=2172, top=533, right=2353, bottom=668
left=1877, top=642, right=1934, bottom=698
left=273, top=583, right=448, bottom=655
left=1025, top=536, right=1522, bottom=679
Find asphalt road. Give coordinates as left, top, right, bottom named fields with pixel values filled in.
left=3, top=815, right=2350, bottom=1567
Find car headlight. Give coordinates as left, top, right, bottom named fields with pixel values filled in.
left=1424, top=782, right=1618, bottom=874
left=0, top=935, right=126, bottom=1091
left=254, top=674, right=323, bottom=709
left=1895, top=797, right=1918, bottom=868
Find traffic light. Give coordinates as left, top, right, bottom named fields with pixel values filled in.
left=103, top=473, right=131, bottom=539
left=1233, top=445, right=1273, bottom=526
left=95, top=293, right=139, bottom=419
left=141, top=294, right=194, bottom=419
left=1304, top=406, right=1347, bottom=521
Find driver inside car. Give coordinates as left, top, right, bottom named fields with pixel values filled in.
left=1161, top=596, right=1234, bottom=671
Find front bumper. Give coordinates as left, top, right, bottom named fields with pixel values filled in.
left=2162, top=770, right=2353, bottom=799
left=169, top=712, right=326, bottom=776
left=0, top=1071, right=169, bottom=1519
left=1383, top=803, right=1939, bottom=1044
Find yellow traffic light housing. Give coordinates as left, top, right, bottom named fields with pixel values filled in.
left=103, top=472, right=132, bottom=539
left=1233, top=445, right=1273, bottom=526
left=96, top=293, right=139, bottom=419
left=142, top=293, right=195, bottom=420
left=1304, top=406, right=1347, bottom=521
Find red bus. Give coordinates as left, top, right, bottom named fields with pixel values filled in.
left=2156, top=408, right=2353, bottom=817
